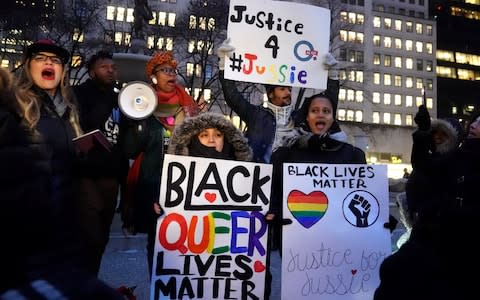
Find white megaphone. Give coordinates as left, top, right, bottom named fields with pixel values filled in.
left=118, top=81, right=158, bottom=120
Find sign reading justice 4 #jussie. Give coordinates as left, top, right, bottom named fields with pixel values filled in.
left=225, top=0, right=330, bottom=89
left=150, top=154, right=272, bottom=300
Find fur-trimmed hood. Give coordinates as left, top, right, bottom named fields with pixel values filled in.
left=431, top=118, right=461, bottom=154
left=167, top=112, right=253, bottom=161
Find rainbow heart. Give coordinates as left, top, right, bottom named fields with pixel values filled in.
left=287, top=190, right=328, bottom=229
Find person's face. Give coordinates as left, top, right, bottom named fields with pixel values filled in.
left=467, top=116, right=480, bottom=139
left=29, top=51, right=64, bottom=97
left=306, top=96, right=334, bottom=135
left=90, top=58, right=117, bottom=85
left=432, top=129, right=449, bottom=145
left=269, top=86, right=292, bottom=107
left=197, top=128, right=225, bottom=152
left=152, top=63, right=177, bottom=93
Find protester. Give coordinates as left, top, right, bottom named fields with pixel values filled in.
left=0, top=66, right=124, bottom=299
left=374, top=110, right=479, bottom=300
left=121, top=50, right=200, bottom=276
left=402, top=168, right=410, bottom=178
left=404, top=105, right=463, bottom=227
left=73, top=50, right=130, bottom=275
left=217, top=38, right=340, bottom=163
left=167, top=111, right=252, bottom=161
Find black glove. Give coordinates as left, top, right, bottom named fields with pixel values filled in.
left=414, top=105, right=431, bottom=131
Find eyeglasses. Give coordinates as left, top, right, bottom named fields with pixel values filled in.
left=32, top=53, right=63, bottom=65
left=154, top=67, right=178, bottom=76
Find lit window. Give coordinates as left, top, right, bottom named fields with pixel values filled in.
left=373, top=92, right=381, bottom=103
left=395, top=94, right=402, bottom=106
left=356, top=71, right=364, bottom=83
left=338, top=109, right=346, bottom=121
left=384, top=74, right=392, bottom=86
left=406, top=114, right=413, bottom=126
left=347, top=110, right=355, bottom=121
left=340, top=30, right=347, bottom=42
left=373, top=73, right=381, bottom=85
left=415, top=41, right=423, bottom=53
left=373, top=16, right=381, bottom=27
left=406, top=21, right=413, bottom=32
left=114, top=32, right=123, bottom=45
left=188, top=40, right=196, bottom=53
left=165, top=38, right=173, bottom=50
left=189, top=15, right=196, bottom=29
left=1, top=59, right=9, bottom=68
left=339, top=89, right=346, bottom=101
left=452, top=106, right=457, bottom=114
left=127, top=8, right=134, bottom=22
left=426, top=60, right=433, bottom=71
left=73, top=29, right=84, bottom=42
left=158, top=12, right=166, bottom=26
left=187, top=63, right=195, bottom=76
left=373, top=112, right=380, bottom=124
left=406, top=96, right=413, bottom=107
left=437, top=66, right=456, bottom=78
left=355, top=110, right=363, bottom=122
left=106, top=6, right=115, bottom=20
left=394, top=20, right=402, bottom=31
left=405, top=40, right=413, bottom=51
left=415, top=23, right=423, bottom=34
left=406, top=58, right=413, bottom=69
left=394, top=113, right=402, bottom=125
left=124, top=33, right=131, bottom=46
left=340, top=11, right=348, bottom=23
left=426, top=25, right=433, bottom=36
left=168, top=13, right=176, bottom=27
left=426, top=98, right=433, bottom=109
left=395, top=56, right=402, bottom=68
left=383, top=112, right=391, bottom=124
left=416, top=96, right=423, bottom=106
left=384, top=18, right=392, bottom=29
left=373, top=53, right=381, bottom=65
left=373, top=35, right=380, bottom=46
left=357, top=14, right=364, bottom=24
left=356, top=90, right=364, bottom=102
left=384, top=36, right=392, bottom=48
left=405, top=76, right=413, bottom=88
left=458, top=68, right=475, bottom=80
left=426, top=43, right=432, bottom=54
left=348, top=12, right=357, bottom=24
left=395, top=38, right=402, bottom=49
left=347, top=89, right=355, bottom=101
left=384, top=55, right=391, bottom=67
left=384, top=93, right=391, bottom=105
left=356, top=32, right=364, bottom=44
left=71, top=55, right=81, bottom=68
left=416, top=78, right=423, bottom=89
left=203, top=89, right=211, bottom=101
left=395, top=75, right=402, bottom=87
left=426, top=79, right=433, bottom=90
left=208, top=18, right=215, bottom=31
left=116, top=7, right=125, bottom=21
left=437, top=50, right=455, bottom=62
left=148, top=12, right=156, bottom=24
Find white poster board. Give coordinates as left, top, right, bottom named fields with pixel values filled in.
left=225, top=0, right=330, bottom=90
left=281, top=164, right=391, bottom=300
left=150, top=154, right=272, bottom=299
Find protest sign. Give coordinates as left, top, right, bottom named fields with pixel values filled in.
left=225, top=0, right=331, bottom=89
left=281, top=164, right=390, bottom=300
left=150, top=154, right=272, bottom=299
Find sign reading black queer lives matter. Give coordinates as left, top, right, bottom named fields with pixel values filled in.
left=225, top=0, right=331, bottom=90
left=150, top=154, right=272, bottom=299
left=281, top=164, right=391, bottom=300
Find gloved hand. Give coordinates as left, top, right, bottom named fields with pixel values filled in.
left=414, top=104, right=431, bottom=131
left=323, top=53, right=339, bottom=80
left=217, top=38, right=235, bottom=71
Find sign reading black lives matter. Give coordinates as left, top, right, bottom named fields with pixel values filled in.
left=150, top=154, right=272, bottom=299
left=225, top=0, right=331, bottom=89
left=281, top=164, right=391, bottom=300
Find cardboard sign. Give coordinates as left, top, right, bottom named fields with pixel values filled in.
left=150, top=154, right=272, bottom=300
left=281, top=164, right=391, bottom=300
left=225, top=0, right=330, bottom=89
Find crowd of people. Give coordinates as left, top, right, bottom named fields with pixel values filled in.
left=1, top=36, right=478, bottom=300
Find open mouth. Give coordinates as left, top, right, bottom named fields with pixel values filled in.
left=314, top=120, right=327, bottom=131
left=41, top=68, right=55, bottom=80
left=167, top=79, right=176, bottom=86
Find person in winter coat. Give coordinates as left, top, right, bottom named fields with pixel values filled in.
left=167, top=112, right=252, bottom=161
left=0, top=67, right=124, bottom=299
left=121, top=51, right=200, bottom=276
left=73, top=50, right=130, bottom=275
left=374, top=111, right=480, bottom=300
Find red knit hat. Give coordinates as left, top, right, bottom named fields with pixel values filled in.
left=145, top=51, right=177, bottom=77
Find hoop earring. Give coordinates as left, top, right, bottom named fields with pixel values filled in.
left=151, top=76, right=157, bottom=85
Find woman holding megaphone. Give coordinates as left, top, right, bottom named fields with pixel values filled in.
left=121, top=51, right=200, bottom=276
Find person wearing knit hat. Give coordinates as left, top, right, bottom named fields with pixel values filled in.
left=145, top=50, right=199, bottom=132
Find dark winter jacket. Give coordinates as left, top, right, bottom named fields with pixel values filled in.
left=122, top=116, right=166, bottom=233
left=167, top=112, right=252, bottom=161
left=73, top=79, right=129, bottom=180
left=270, top=129, right=366, bottom=219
